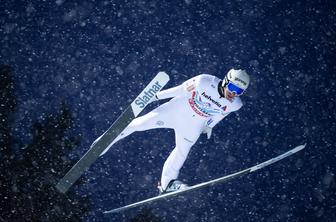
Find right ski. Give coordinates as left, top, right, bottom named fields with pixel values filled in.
left=103, top=144, right=306, bottom=214
left=56, top=72, right=170, bottom=194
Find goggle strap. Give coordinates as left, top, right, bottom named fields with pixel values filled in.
left=222, top=76, right=229, bottom=87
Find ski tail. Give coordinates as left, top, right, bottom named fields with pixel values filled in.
left=55, top=72, right=170, bottom=194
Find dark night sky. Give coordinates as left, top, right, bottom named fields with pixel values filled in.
left=1, top=0, right=336, bottom=221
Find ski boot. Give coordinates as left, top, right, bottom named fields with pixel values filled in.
left=158, top=180, right=189, bottom=195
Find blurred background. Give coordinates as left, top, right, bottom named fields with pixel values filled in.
left=1, top=0, right=335, bottom=221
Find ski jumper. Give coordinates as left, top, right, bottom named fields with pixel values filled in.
left=100, top=74, right=243, bottom=189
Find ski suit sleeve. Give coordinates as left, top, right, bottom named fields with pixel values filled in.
left=156, top=76, right=197, bottom=100
left=156, top=85, right=185, bottom=100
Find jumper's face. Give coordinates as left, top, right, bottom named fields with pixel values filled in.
left=223, top=81, right=246, bottom=101
left=224, top=87, right=237, bottom=101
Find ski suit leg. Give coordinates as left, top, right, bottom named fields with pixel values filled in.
left=160, top=129, right=201, bottom=189
left=99, top=103, right=173, bottom=155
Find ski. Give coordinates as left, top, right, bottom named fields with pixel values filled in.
left=103, top=144, right=306, bottom=214
left=56, top=72, right=170, bottom=193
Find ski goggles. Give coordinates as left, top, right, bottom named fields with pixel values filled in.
left=226, top=82, right=245, bottom=96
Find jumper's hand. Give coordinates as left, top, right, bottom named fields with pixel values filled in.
left=150, top=95, right=159, bottom=103
left=202, top=127, right=212, bottom=139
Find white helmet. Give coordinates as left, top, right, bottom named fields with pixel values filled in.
left=222, top=69, right=250, bottom=90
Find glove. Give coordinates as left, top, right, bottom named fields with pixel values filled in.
left=202, top=126, right=212, bottom=139
left=150, top=94, right=159, bottom=103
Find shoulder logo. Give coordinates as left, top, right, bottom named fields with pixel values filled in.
left=186, top=84, right=195, bottom=92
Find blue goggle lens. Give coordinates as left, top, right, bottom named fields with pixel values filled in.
left=227, top=82, right=245, bottom=95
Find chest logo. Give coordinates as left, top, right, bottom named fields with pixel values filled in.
left=201, top=92, right=221, bottom=108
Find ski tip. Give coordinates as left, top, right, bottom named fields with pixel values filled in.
left=292, top=143, right=307, bottom=153
left=157, top=71, right=170, bottom=81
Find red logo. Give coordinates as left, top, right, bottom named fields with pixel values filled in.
left=188, top=91, right=208, bottom=117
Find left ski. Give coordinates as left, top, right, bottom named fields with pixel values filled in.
left=56, top=72, right=170, bottom=193
left=103, top=144, right=306, bottom=214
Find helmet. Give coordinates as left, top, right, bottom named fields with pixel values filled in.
left=222, top=69, right=250, bottom=90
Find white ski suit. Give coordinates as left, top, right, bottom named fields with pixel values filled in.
left=102, top=74, right=243, bottom=189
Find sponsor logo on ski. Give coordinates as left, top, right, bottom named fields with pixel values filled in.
left=134, top=81, right=162, bottom=108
